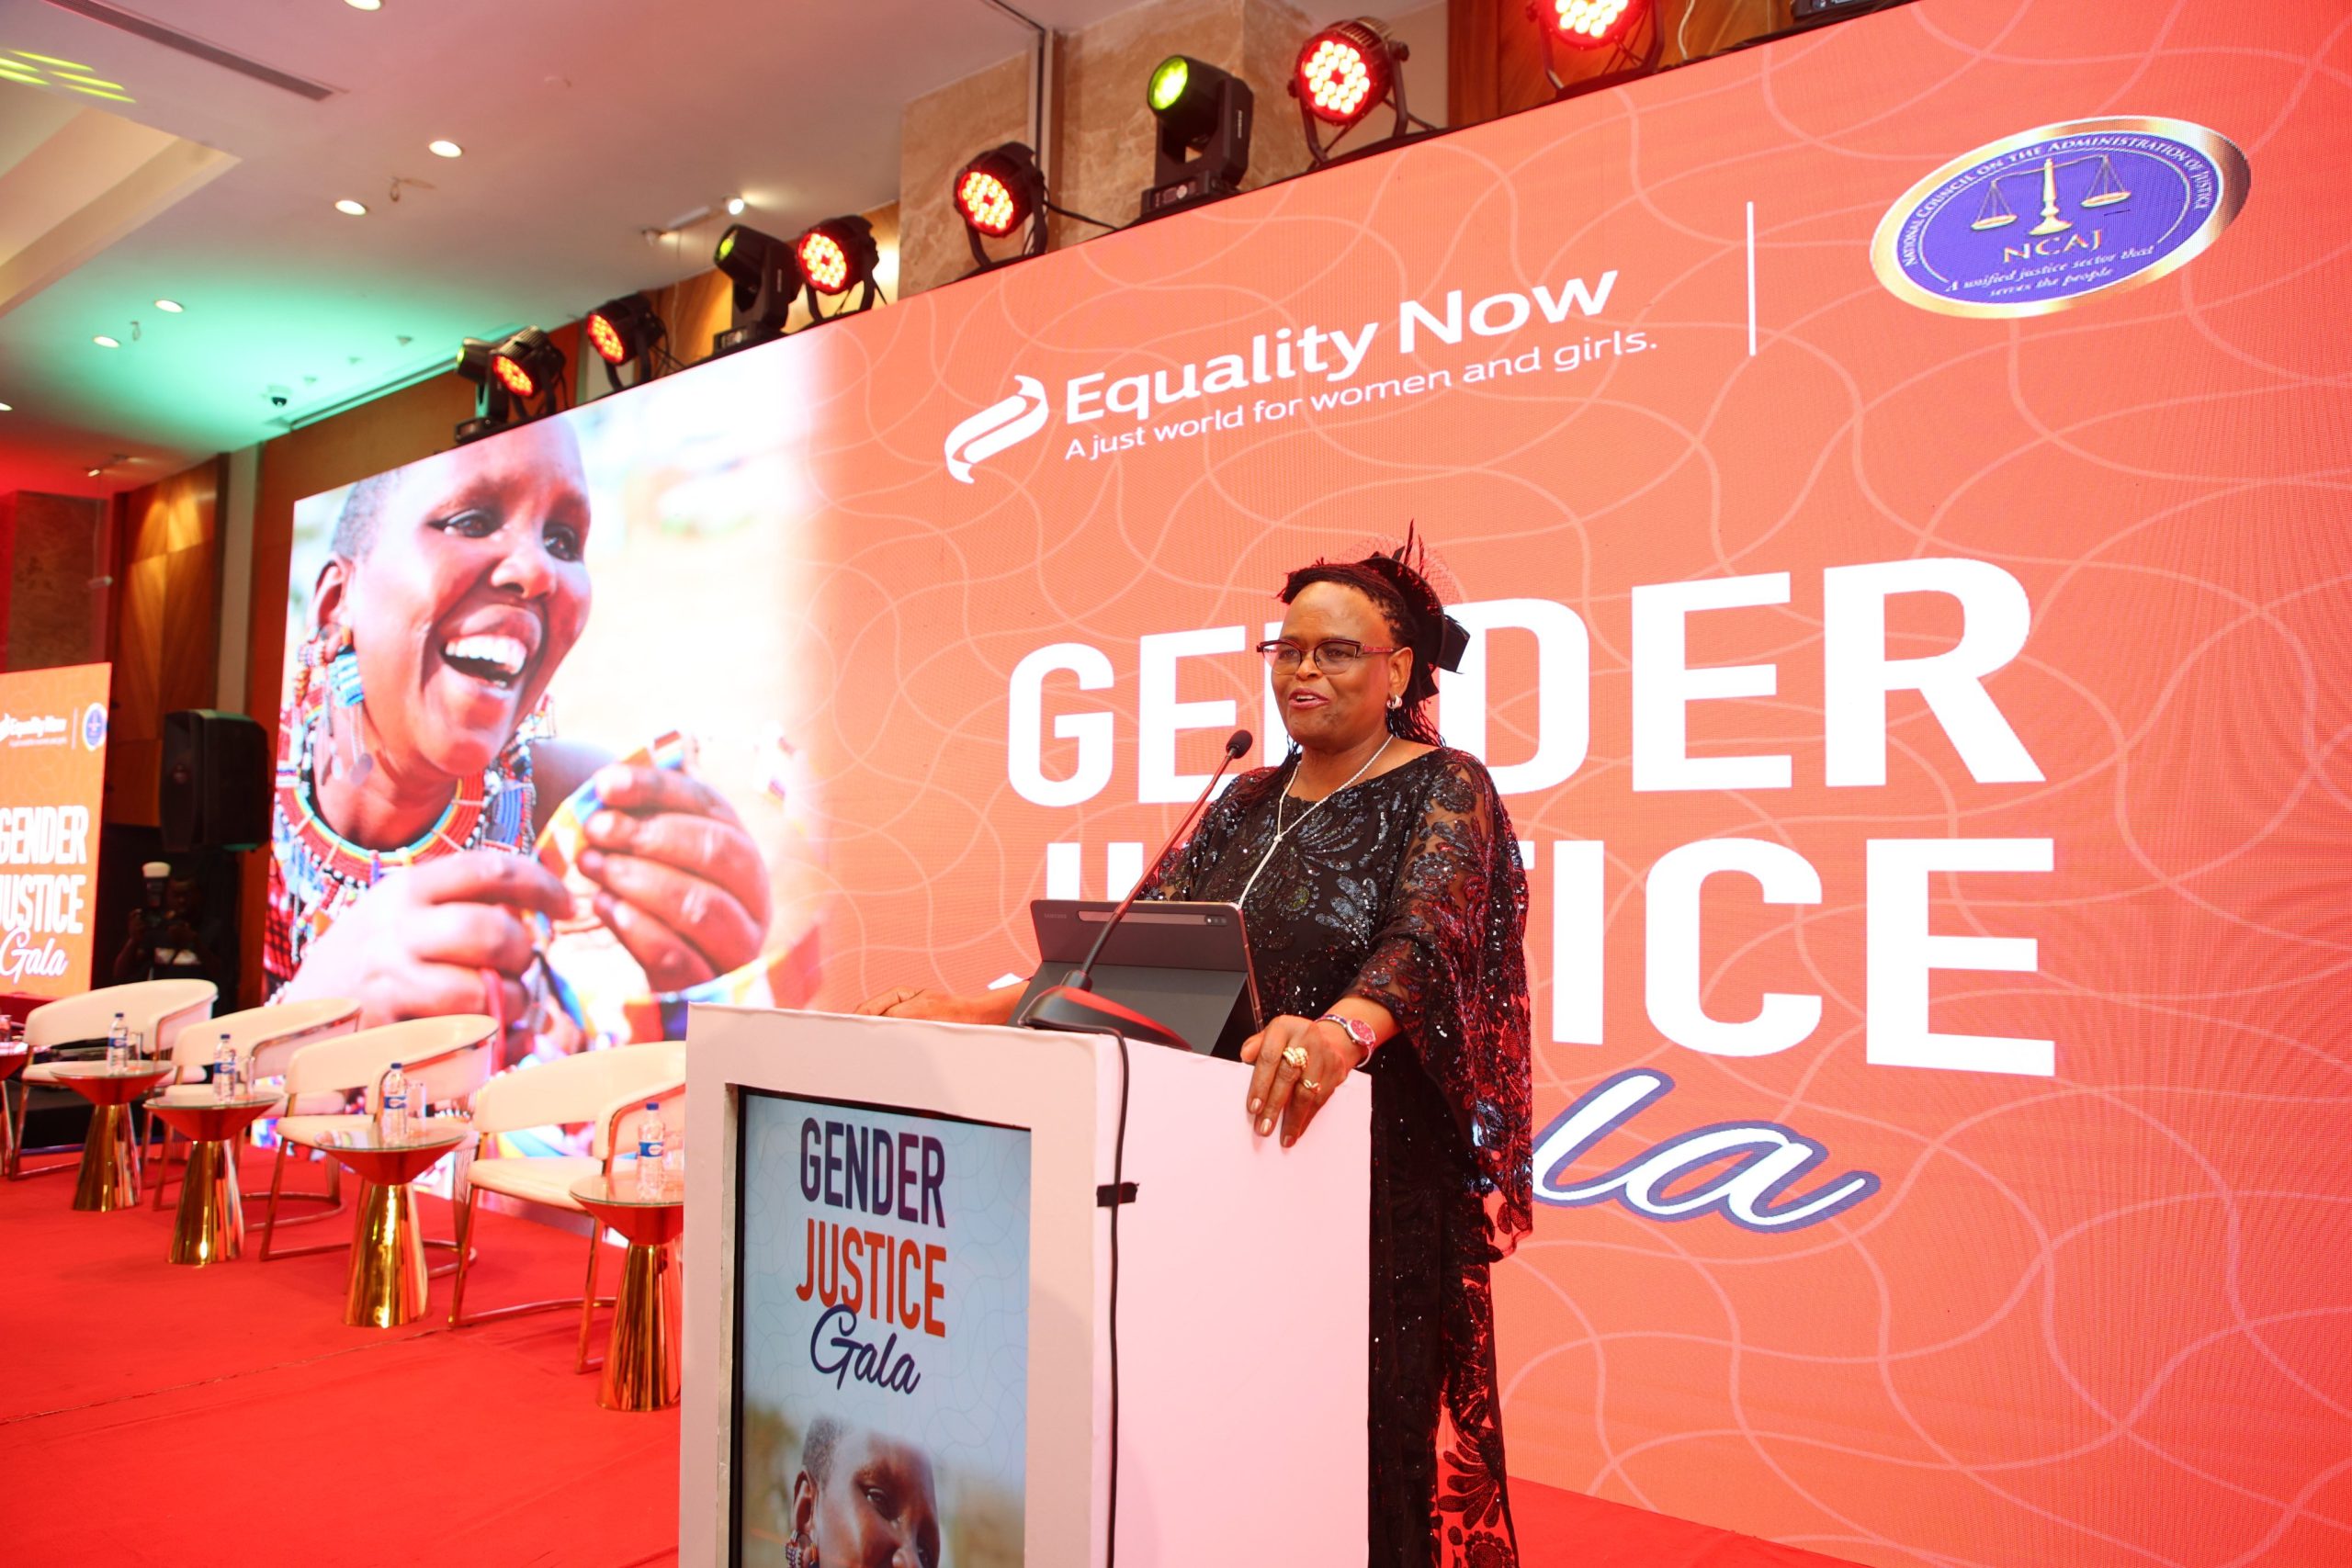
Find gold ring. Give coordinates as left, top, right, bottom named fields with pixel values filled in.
left=1300, top=1076, right=1321, bottom=1094
left=1280, top=1042, right=1308, bottom=1072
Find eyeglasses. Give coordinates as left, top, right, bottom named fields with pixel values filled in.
left=1253, top=638, right=1399, bottom=672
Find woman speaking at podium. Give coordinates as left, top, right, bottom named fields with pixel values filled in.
left=863, top=536, right=1533, bottom=1568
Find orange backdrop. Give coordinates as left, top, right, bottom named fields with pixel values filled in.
left=290, top=2, right=2352, bottom=1562
left=782, top=4, right=2351, bottom=1562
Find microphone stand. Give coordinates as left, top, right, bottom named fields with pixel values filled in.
left=1014, top=728, right=1252, bottom=1052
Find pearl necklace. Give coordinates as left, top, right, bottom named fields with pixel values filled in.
left=1233, top=735, right=1392, bottom=908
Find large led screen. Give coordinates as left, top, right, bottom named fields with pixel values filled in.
left=279, top=2, right=2349, bottom=1562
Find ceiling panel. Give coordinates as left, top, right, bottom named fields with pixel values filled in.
left=0, top=0, right=1147, bottom=495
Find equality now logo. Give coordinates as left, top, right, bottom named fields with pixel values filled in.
left=0, top=712, right=67, bottom=746
left=944, top=375, right=1050, bottom=483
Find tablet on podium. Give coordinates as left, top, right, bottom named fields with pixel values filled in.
left=1011, top=898, right=1264, bottom=1058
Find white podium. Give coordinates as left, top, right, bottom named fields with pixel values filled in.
left=680, top=1006, right=1370, bottom=1567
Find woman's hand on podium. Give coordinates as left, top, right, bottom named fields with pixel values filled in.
left=854, top=986, right=1021, bottom=1027
left=1239, top=1011, right=1375, bottom=1147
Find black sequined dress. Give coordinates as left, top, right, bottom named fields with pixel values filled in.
left=1141, top=746, right=1533, bottom=1568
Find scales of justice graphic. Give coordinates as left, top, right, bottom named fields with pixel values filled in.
left=1967, top=152, right=2132, bottom=235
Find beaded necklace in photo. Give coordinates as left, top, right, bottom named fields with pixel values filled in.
left=271, top=641, right=539, bottom=975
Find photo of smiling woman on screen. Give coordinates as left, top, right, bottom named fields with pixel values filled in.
left=267, top=418, right=780, bottom=1049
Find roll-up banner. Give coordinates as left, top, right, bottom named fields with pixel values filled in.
left=0, top=662, right=109, bottom=998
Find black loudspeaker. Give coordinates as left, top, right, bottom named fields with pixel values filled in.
left=160, top=709, right=270, bottom=852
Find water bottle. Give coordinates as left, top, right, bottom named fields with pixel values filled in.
left=637, top=1101, right=664, bottom=1194
left=106, top=1012, right=129, bottom=1071
left=213, top=1033, right=236, bottom=1101
left=379, top=1062, right=408, bottom=1141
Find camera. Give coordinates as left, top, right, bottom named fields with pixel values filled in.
left=266, top=384, right=291, bottom=408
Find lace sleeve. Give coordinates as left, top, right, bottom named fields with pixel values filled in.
left=1347, top=751, right=1533, bottom=1256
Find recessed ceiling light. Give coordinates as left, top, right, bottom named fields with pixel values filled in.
left=345, top=0, right=382, bottom=10
left=334, top=198, right=368, bottom=216
left=154, top=298, right=183, bottom=313
left=727, top=196, right=747, bottom=216
left=428, top=139, right=462, bottom=158
left=0, top=401, right=12, bottom=412
left=93, top=334, right=119, bottom=348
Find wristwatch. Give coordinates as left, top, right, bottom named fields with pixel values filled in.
left=1317, top=1012, right=1378, bottom=1058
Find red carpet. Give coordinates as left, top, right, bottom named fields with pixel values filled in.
left=3, top=1143, right=1847, bottom=1567
left=1, top=1144, right=677, bottom=1568
left=1510, top=1481, right=1862, bottom=1568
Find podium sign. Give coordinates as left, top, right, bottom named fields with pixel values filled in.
left=734, top=1090, right=1032, bottom=1559
left=683, top=1006, right=1371, bottom=1567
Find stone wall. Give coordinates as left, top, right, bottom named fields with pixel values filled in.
left=2, top=491, right=106, bottom=672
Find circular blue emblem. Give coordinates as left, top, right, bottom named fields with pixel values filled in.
left=1871, top=117, right=2249, bottom=319
left=79, top=703, right=107, bottom=750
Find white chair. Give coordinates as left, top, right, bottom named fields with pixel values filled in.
left=143, top=998, right=362, bottom=1209
left=447, top=1043, right=685, bottom=1372
left=243, top=998, right=366, bottom=1085
left=258, top=1015, right=495, bottom=1261
left=10, top=979, right=216, bottom=1179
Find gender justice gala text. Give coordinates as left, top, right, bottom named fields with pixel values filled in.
left=794, top=1114, right=951, bottom=1397
left=1006, top=556, right=2056, bottom=1231
left=0, top=804, right=92, bottom=986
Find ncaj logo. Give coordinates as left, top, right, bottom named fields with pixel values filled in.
left=1871, top=117, right=2249, bottom=320
left=944, top=375, right=1050, bottom=482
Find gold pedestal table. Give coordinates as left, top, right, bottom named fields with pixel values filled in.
left=571, top=1172, right=685, bottom=1412
left=51, top=1060, right=178, bottom=1211
left=0, top=1037, right=25, bottom=1179
left=315, top=1122, right=474, bottom=1328
left=143, top=1089, right=279, bottom=1266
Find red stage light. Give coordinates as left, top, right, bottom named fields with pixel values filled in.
left=491, top=354, right=537, bottom=398
left=797, top=230, right=851, bottom=295
left=1296, top=22, right=1387, bottom=126
left=957, top=167, right=1022, bottom=238
left=585, top=310, right=628, bottom=365
left=1549, top=0, right=1642, bottom=47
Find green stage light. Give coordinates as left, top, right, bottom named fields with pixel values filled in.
left=1141, top=55, right=1252, bottom=221
left=711, top=223, right=797, bottom=357
left=1148, top=56, right=1188, bottom=112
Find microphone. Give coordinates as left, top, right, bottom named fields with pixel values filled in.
left=1017, top=728, right=1252, bottom=1050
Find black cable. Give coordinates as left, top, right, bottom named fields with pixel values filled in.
left=1045, top=199, right=1122, bottom=232
left=1104, top=1026, right=1130, bottom=1568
